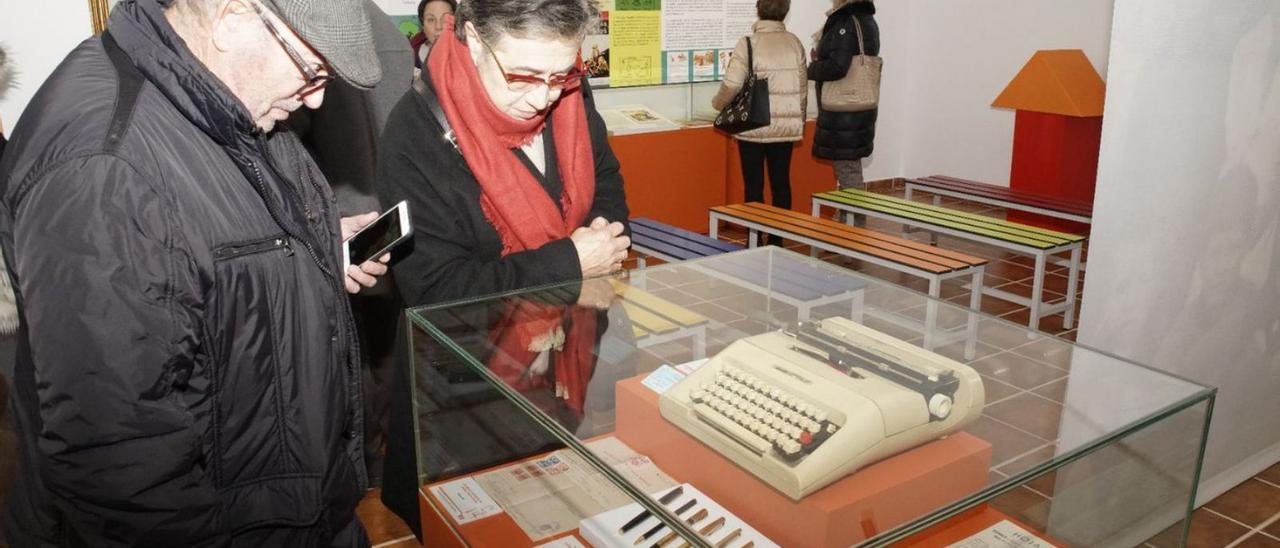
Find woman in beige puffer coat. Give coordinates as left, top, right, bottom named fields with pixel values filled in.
left=712, top=0, right=807, bottom=244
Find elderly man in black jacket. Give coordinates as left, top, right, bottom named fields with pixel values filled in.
left=0, top=0, right=391, bottom=545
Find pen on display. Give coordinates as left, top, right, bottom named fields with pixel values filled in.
left=697, top=516, right=726, bottom=536
left=619, top=486, right=685, bottom=534
left=714, top=528, right=742, bottom=548
left=636, top=497, right=698, bottom=544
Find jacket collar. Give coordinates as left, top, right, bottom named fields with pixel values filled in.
left=832, top=1, right=876, bottom=17
left=106, top=0, right=258, bottom=147
left=753, top=20, right=786, bottom=33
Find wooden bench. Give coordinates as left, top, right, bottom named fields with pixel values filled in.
left=709, top=203, right=987, bottom=309
left=609, top=279, right=709, bottom=359
left=709, top=203, right=986, bottom=354
left=629, top=217, right=743, bottom=267
left=905, top=175, right=1093, bottom=224
left=812, top=188, right=1086, bottom=330
left=629, top=218, right=864, bottom=319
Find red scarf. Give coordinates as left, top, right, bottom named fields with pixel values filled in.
left=428, top=16, right=596, bottom=255
left=488, top=300, right=599, bottom=415
left=429, top=18, right=600, bottom=416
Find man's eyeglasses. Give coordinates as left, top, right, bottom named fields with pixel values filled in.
left=251, top=2, right=334, bottom=99
left=474, top=33, right=586, bottom=93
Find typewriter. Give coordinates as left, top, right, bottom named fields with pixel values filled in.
left=658, top=317, right=984, bottom=500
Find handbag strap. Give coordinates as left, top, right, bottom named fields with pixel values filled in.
left=851, top=16, right=866, bottom=56
left=746, top=37, right=755, bottom=72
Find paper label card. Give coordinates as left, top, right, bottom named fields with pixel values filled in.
left=428, top=477, right=502, bottom=525
left=949, top=520, right=1053, bottom=548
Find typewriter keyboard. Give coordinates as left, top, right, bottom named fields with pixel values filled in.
left=688, top=365, right=842, bottom=463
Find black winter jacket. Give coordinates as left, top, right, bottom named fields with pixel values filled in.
left=376, top=73, right=630, bottom=306
left=0, top=1, right=366, bottom=545
left=810, top=1, right=880, bottom=161
left=374, top=71, right=630, bottom=535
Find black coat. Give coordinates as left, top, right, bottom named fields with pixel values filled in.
left=375, top=74, right=629, bottom=305
left=809, top=1, right=880, bottom=161
left=0, top=1, right=366, bottom=545
left=375, top=71, right=630, bottom=535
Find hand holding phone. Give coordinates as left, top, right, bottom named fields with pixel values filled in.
left=341, top=201, right=413, bottom=293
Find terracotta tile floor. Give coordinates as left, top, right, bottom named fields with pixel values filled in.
left=359, top=181, right=1280, bottom=547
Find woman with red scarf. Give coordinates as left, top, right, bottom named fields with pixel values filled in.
left=375, top=0, right=632, bottom=537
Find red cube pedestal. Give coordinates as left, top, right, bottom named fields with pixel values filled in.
left=1007, top=110, right=1100, bottom=233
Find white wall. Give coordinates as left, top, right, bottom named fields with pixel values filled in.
left=0, top=2, right=95, bottom=132
left=4, top=2, right=1116, bottom=189
left=888, top=0, right=1114, bottom=184
left=1078, top=0, right=1280, bottom=504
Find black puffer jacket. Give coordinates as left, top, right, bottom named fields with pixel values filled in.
left=810, top=1, right=880, bottom=161
left=0, top=1, right=366, bottom=545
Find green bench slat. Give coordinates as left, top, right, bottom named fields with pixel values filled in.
left=834, top=188, right=1085, bottom=242
left=816, top=189, right=1084, bottom=249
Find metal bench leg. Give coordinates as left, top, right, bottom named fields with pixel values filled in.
left=748, top=230, right=759, bottom=248
left=637, top=256, right=647, bottom=269
left=1063, top=245, right=1083, bottom=329
left=692, top=325, right=707, bottom=360
left=924, top=277, right=941, bottom=350
left=708, top=216, right=720, bottom=239
left=968, top=267, right=984, bottom=311
left=966, top=267, right=984, bottom=360
left=1029, top=251, right=1047, bottom=329
left=850, top=289, right=865, bottom=323
left=903, top=187, right=915, bottom=237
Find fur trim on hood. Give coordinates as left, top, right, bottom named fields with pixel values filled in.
left=0, top=43, right=19, bottom=334
left=0, top=44, right=16, bottom=102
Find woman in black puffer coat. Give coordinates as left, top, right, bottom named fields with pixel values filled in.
left=809, top=0, right=879, bottom=191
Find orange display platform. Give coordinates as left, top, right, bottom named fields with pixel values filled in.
left=614, top=376, right=992, bottom=547
left=417, top=374, right=991, bottom=547
left=609, top=122, right=838, bottom=232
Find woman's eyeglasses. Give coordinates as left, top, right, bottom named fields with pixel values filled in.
left=474, top=34, right=586, bottom=93
left=251, top=2, right=334, bottom=99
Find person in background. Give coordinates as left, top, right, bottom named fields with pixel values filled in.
left=409, top=0, right=457, bottom=69
left=809, top=0, right=878, bottom=224
left=712, top=0, right=807, bottom=246
left=0, top=0, right=390, bottom=544
left=291, top=0, right=414, bottom=488
left=0, top=42, right=16, bottom=547
left=375, top=0, right=630, bottom=535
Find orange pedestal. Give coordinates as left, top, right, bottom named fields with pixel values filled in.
left=609, top=122, right=836, bottom=232
left=614, top=377, right=992, bottom=547
left=1007, top=110, right=1099, bottom=233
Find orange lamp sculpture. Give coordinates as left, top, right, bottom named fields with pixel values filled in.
left=992, top=49, right=1104, bottom=232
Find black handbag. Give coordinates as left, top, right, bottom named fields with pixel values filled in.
left=714, top=38, right=770, bottom=134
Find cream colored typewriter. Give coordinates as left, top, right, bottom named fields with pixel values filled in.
left=658, top=316, right=984, bottom=500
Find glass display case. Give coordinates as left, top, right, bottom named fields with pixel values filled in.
left=406, top=247, right=1214, bottom=547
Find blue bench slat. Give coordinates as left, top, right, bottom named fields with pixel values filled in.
left=701, top=254, right=835, bottom=302
left=712, top=250, right=865, bottom=299
left=632, top=218, right=743, bottom=254
left=630, top=225, right=733, bottom=259
left=630, top=230, right=706, bottom=261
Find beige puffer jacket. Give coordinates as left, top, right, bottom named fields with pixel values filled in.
left=712, top=20, right=808, bottom=143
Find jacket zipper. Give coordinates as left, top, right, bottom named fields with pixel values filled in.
left=248, top=139, right=363, bottom=465
left=212, top=237, right=293, bottom=261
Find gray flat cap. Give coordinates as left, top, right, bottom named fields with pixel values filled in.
left=262, top=0, right=382, bottom=89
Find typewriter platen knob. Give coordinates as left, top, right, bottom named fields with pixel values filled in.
left=928, top=394, right=954, bottom=419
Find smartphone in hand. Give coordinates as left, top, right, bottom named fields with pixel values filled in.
left=343, top=200, right=412, bottom=270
